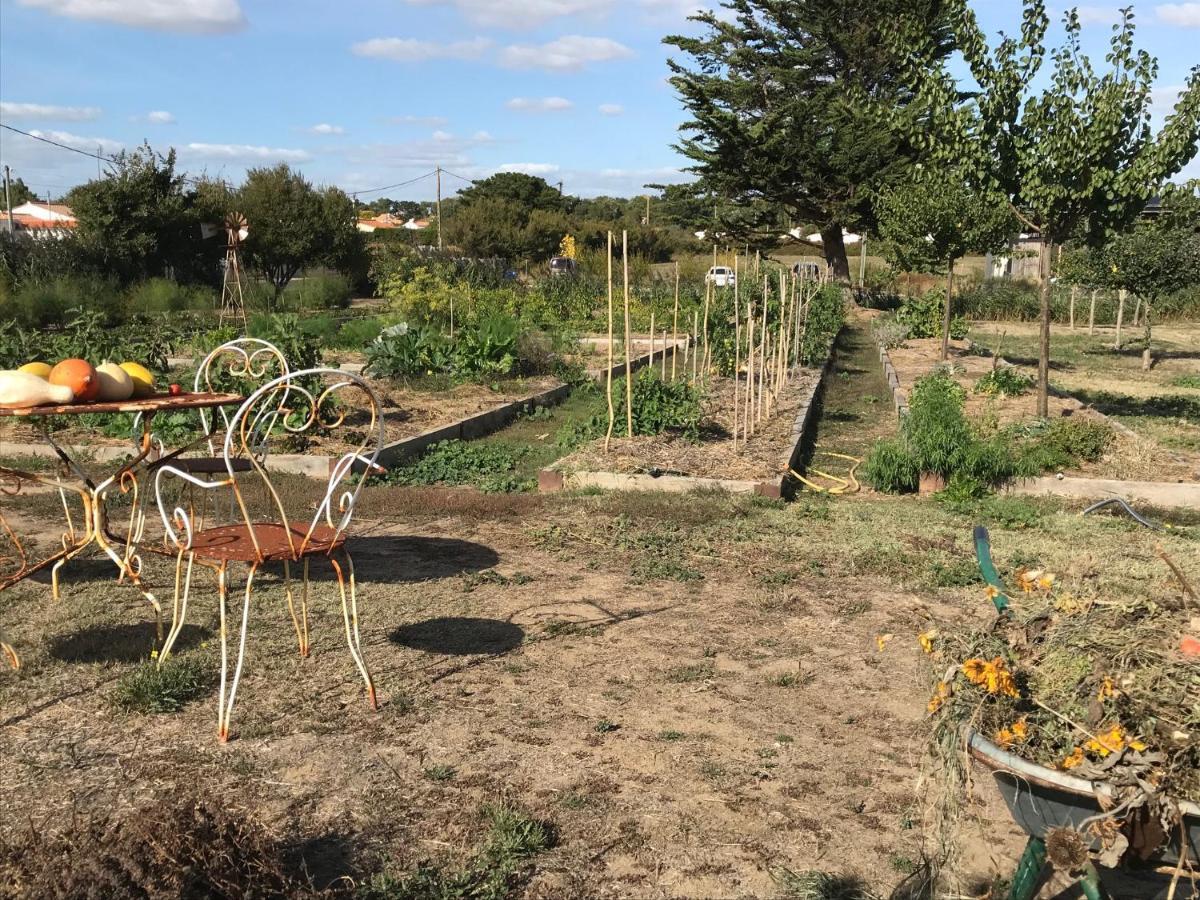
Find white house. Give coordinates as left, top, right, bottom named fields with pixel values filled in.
left=5, top=202, right=77, bottom=239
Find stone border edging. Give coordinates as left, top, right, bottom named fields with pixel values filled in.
left=875, top=341, right=908, bottom=417
left=1008, top=475, right=1200, bottom=509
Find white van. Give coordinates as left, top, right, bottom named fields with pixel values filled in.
left=705, top=265, right=736, bottom=287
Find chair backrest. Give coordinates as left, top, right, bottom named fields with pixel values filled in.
left=194, top=338, right=290, bottom=459
left=227, top=368, right=384, bottom=559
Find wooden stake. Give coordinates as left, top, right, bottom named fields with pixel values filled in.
left=1069, top=285, right=1077, bottom=331
left=649, top=311, right=655, bottom=372
left=1088, top=289, right=1097, bottom=335
left=757, top=320, right=766, bottom=423
left=623, top=230, right=633, bottom=438
left=671, top=261, right=680, bottom=381
left=604, top=231, right=615, bottom=453
left=661, top=329, right=668, bottom=378
left=701, top=279, right=712, bottom=380
left=745, top=303, right=755, bottom=438
left=692, top=309, right=699, bottom=383
left=733, top=254, right=740, bottom=451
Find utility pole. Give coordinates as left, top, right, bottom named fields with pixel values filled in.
left=645, top=194, right=650, bottom=226
left=3, top=166, right=13, bottom=234
left=435, top=165, right=443, bottom=252
left=557, top=180, right=564, bottom=195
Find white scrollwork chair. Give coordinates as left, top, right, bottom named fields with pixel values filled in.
left=154, top=368, right=384, bottom=742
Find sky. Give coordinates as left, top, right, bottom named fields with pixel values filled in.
left=0, top=0, right=1198, bottom=206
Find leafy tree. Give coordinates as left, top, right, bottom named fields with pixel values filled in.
left=665, top=0, right=956, bottom=280
left=455, top=173, right=565, bottom=214
left=877, top=169, right=1015, bottom=358
left=66, top=143, right=200, bottom=283
left=237, top=164, right=360, bottom=305
left=446, top=197, right=527, bottom=259
left=5, top=175, right=36, bottom=207
left=891, top=3, right=1200, bottom=414
left=1101, top=196, right=1200, bottom=369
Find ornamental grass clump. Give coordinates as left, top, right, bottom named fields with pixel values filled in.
left=922, top=529, right=1200, bottom=872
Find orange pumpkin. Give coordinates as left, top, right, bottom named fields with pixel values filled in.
left=49, top=359, right=99, bottom=402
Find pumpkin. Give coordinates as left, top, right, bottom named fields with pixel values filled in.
left=18, top=362, right=53, bottom=380
left=49, top=359, right=99, bottom=402
left=0, top=370, right=74, bottom=408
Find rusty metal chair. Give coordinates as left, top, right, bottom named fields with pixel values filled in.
left=153, top=368, right=384, bottom=741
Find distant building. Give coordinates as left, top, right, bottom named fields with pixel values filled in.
left=5, top=201, right=77, bottom=239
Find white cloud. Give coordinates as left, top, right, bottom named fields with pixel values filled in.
left=144, top=110, right=175, bottom=124
left=0, top=101, right=101, bottom=121
left=499, top=162, right=560, bottom=175
left=505, top=96, right=574, bottom=113
left=351, top=37, right=492, bottom=63
left=1151, top=85, right=1186, bottom=116
left=1156, top=3, right=1200, bottom=26
left=308, top=123, right=344, bottom=135
left=387, top=114, right=450, bottom=127
left=638, top=0, right=708, bottom=20
left=25, top=128, right=123, bottom=154
left=183, top=142, right=311, bottom=163
left=1070, top=6, right=1121, bottom=25
left=404, top=0, right=609, bottom=29
left=499, top=35, right=633, bottom=72
left=471, top=130, right=494, bottom=142
left=432, top=129, right=454, bottom=141
left=598, top=103, right=624, bottom=116
left=18, top=0, right=246, bottom=33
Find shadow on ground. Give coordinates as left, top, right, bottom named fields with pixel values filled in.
left=389, top=617, right=524, bottom=656
left=47, top=622, right=209, bottom=664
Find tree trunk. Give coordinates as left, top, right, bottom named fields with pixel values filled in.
left=1114, top=289, right=1126, bottom=349
left=1132, top=295, right=1142, bottom=328
left=820, top=224, right=850, bottom=283
left=1088, top=289, right=1097, bottom=335
left=1036, top=240, right=1053, bottom=418
left=1142, top=300, right=1153, bottom=371
left=940, top=259, right=954, bottom=361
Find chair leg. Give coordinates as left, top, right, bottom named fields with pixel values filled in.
left=160, top=549, right=195, bottom=663
left=216, top=562, right=229, bottom=741
left=330, top=550, right=376, bottom=710
left=1, top=630, right=18, bottom=670
left=283, top=558, right=310, bottom=658
left=217, top=561, right=258, bottom=743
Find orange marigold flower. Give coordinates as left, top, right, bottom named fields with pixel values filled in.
left=1061, top=747, right=1085, bottom=769
left=927, top=681, right=952, bottom=714
left=1097, top=677, right=1119, bottom=702
left=1085, top=724, right=1149, bottom=757
left=918, top=628, right=939, bottom=655
left=994, top=717, right=1028, bottom=748
left=963, top=657, right=1020, bottom=698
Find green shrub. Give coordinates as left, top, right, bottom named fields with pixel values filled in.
left=453, top=314, right=518, bottom=377
left=334, top=316, right=385, bottom=349
left=290, top=273, right=353, bottom=310
left=895, top=289, right=970, bottom=341
left=862, top=438, right=920, bottom=493
left=6, top=275, right=122, bottom=327
left=614, top=369, right=704, bottom=439
left=366, top=324, right=451, bottom=378
left=800, top=285, right=846, bottom=366
left=974, top=367, right=1033, bottom=397
left=1012, top=418, right=1113, bottom=474
left=247, top=313, right=324, bottom=370
left=112, top=656, right=212, bottom=714
left=126, top=278, right=216, bottom=314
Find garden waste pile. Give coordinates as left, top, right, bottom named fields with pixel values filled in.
left=924, top=526, right=1200, bottom=866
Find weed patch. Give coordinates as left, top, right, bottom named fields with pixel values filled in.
left=111, top=656, right=212, bottom=714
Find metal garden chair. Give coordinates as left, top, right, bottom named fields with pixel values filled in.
left=153, top=368, right=384, bottom=741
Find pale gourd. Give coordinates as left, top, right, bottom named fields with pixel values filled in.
left=0, top=370, right=74, bottom=408
left=95, top=362, right=135, bottom=402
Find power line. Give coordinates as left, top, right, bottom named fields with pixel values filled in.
left=0, top=123, right=114, bottom=162
left=350, top=170, right=438, bottom=198
left=440, top=168, right=476, bottom=186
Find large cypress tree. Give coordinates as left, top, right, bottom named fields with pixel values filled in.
left=664, top=0, right=955, bottom=280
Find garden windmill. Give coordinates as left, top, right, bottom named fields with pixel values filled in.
left=219, top=212, right=249, bottom=328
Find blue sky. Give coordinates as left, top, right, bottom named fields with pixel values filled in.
left=1, top=1, right=1198, bottom=204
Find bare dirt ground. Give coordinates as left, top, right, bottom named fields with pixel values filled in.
left=884, top=334, right=1200, bottom=483
left=4, top=477, right=1196, bottom=897
left=561, top=370, right=820, bottom=482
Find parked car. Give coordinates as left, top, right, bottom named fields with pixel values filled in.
left=705, top=265, right=736, bottom=287
left=549, top=256, right=577, bottom=277
left=791, top=260, right=822, bottom=279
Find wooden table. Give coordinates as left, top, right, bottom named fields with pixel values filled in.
left=0, top=392, right=243, bottom=669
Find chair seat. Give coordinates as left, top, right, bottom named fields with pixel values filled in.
left=188, top=522, right=344, bottom=562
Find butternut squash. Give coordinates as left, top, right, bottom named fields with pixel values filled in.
left=0, top=370, right=74, bottom=408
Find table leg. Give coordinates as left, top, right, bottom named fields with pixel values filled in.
left=92, top=486, right=163, bottom=641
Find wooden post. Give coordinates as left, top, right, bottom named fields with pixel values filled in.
left=692, top=309, right=699, bottom=383
left=671, top=261, right=680, bottom=381
left=733, top=262, right=741, bottom=452
left=701, top=279, right=712, bottom=381
left=604, top=231, right=615, bottom=453
left=745, top=303, right=755, bottom=438
left=1114, top=288, right=1126, bottom=350
left=1088, top=289, right=1097, bottom=335
left=649, top=311, right=655, bottom=372
left=1069, top=285, right=1077, bottom=331
left=623, top=230, right=633, bottom=438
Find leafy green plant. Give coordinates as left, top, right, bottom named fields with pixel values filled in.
left=800, top=285, right=846, bottom=366
left=453, top=314, right=518, bottom=377
left=862, top=438, right=920, bottom=494
left=974, top=367, right=1033, bottom=397
left=387, top=440, right=532, bottom=493
left=111, top=656, right=212, bottom=714
left=613, top=370, right=704, bottom=439
left=895, top=290, right=969, bottom=341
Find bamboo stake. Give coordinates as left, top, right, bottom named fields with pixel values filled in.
left=692, top=309, right=699, bottom=383
left=661, top=329, right=668, bottom=378
left=733, top=262, right=741, bottom=452
left=701, top=279, right=712, bottom=380
left=604, top=231, right=615, bottom=453
left=745, top=303, right=755, bottom=438
left=671, top=262, right=680, bottom=380
left=649, top=311, right=655, bottom=372
left=777, top=268, right=787, bottom=394
left=757, top=321, right=767, bottom=423
left=1069, top=285, right=1077, bottom=331
left=1088, top=288, right=1097, bottom=335
left=623, top=230, right=633, bottom=438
